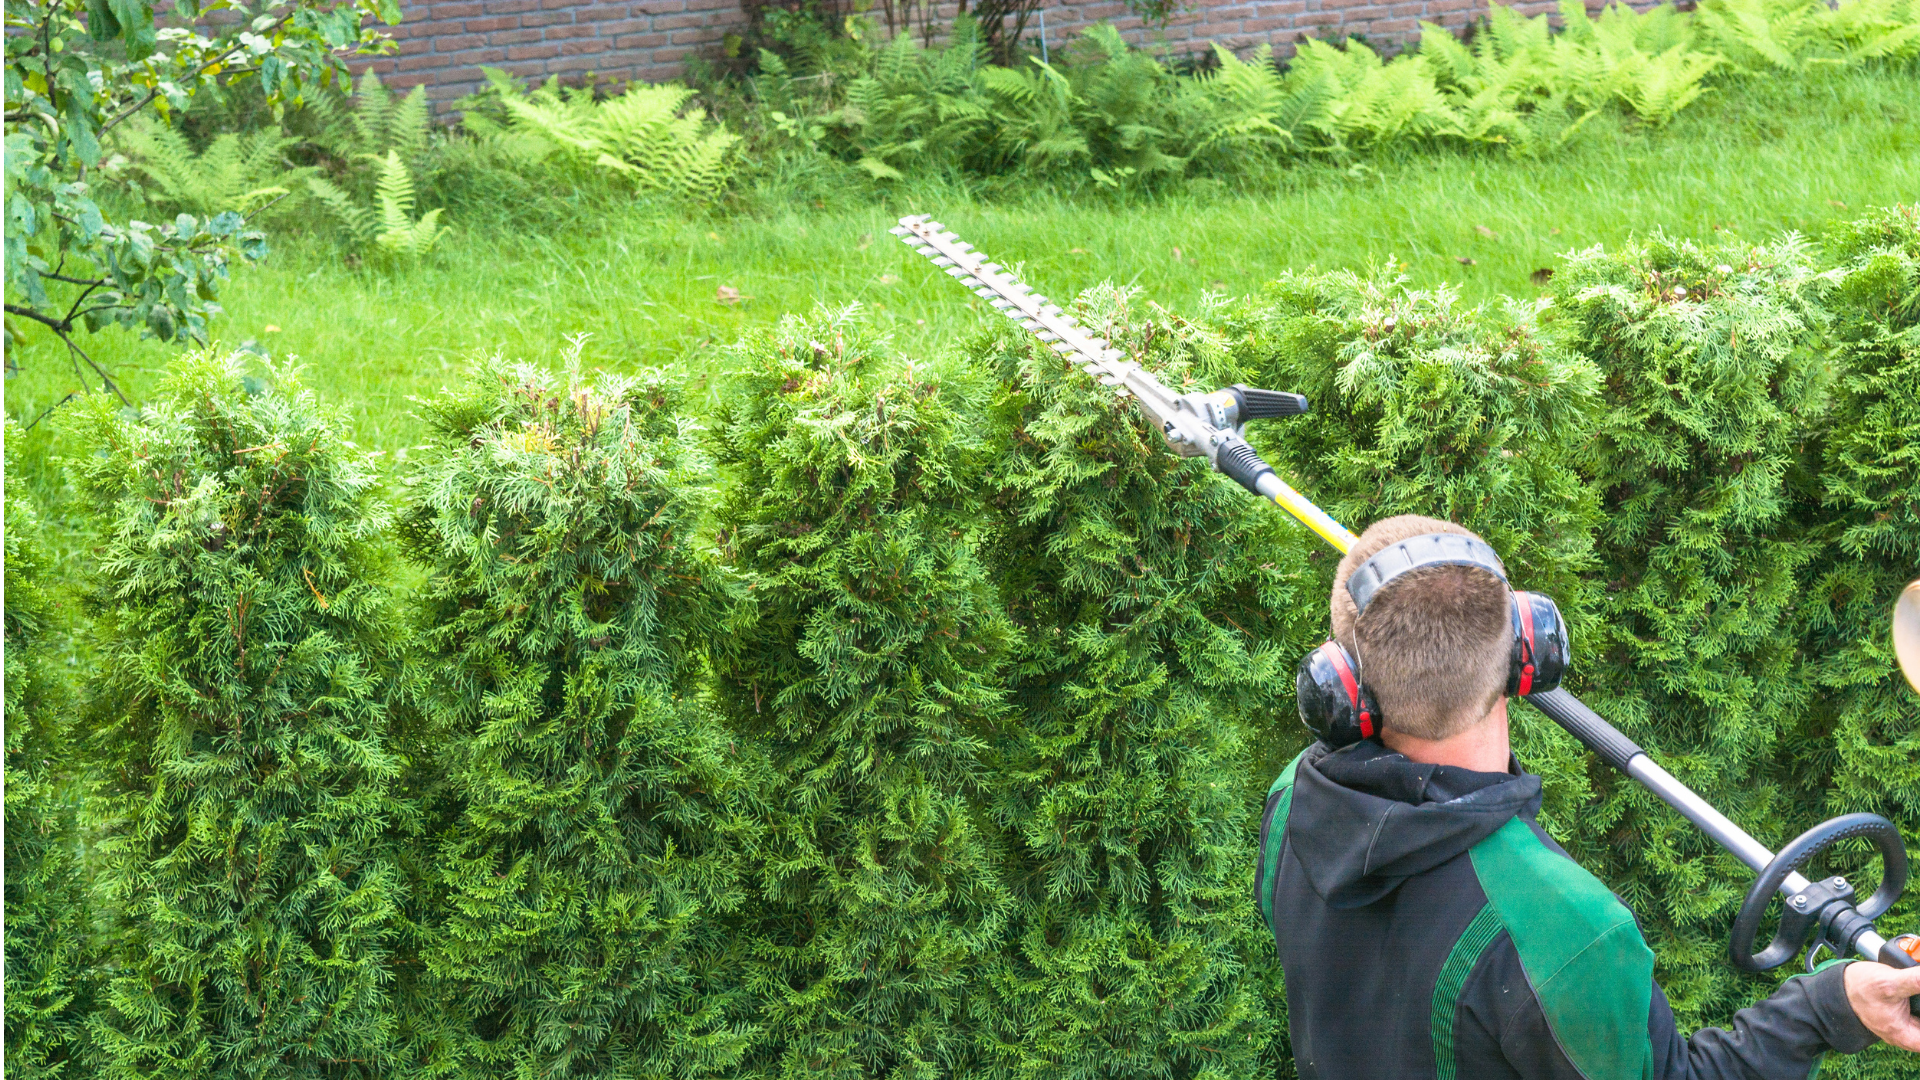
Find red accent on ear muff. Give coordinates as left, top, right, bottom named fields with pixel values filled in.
left=1515, top=591, right=1538, bottom=696
left=1320, top=644, right=1374, bottom=740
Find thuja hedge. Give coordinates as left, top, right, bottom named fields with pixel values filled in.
left=4, top=206, right=1916, bottom=1078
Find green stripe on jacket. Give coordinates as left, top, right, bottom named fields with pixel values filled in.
left=1257, top=748, right=1310, bottom=933
left=1432, top=903, right=1505, bottom=1080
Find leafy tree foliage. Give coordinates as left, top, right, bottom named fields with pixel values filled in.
left=4, top=420, right=94, bottom=1077
left=707, top=310, right=1014, bottom=1078
left=2, top=0, right=398, bottom=391
left=969, top=286, right=1316, bottom=1077
left=403, top=348, right=760, bottom=1079
left=73, top=353, right=412, bottom=1080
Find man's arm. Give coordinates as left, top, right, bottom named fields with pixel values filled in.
left=1646, top=963, right=1872, bottom=1079
left=1461, top=945, right=1915, bottom=1080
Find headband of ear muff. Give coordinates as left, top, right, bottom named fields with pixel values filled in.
left=1344, top=532, right=1509, bottom=615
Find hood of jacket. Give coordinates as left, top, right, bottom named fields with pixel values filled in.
left=1288, top=738, right=1543, bottom=909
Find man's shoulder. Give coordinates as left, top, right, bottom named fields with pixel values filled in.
left=1469, top=817, right=1644, bottom=953
left=1470, top=817, right=1655, bottom=1080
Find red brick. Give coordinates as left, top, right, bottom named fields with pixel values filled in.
left=590, top=18, right=651, bottom=35
left=520, top=9, right=575, bottom=27
left=463, top=15, right=519, bottom=30
left=433, top=45, right=511, bottom=65
left=496, top=58, right=551, bottom=77
left=557, top=36, right=611, bottom=54
left=506, top=43, right=562, bottom=59
left=492, top=27, right=546, bottom=43
left=651, top=12, right=704, bottom=29
left=611, top=30, right=670, bottom=48
left=433, top=32, right=491, bottom=51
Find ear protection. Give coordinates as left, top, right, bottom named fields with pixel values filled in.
left=1296, top=532, right=1570, bottom=748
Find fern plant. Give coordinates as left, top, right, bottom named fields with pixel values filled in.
left=299, top=69, right=435, bottom=180
left=114, top=115, right=310, bottom=219
left=466, top=70, right=739, bottom=200
left=1189, top=43, right=1333, bottom=159
left=306, top=150, right=450, bottom=259
left=1695, top=0, right=1920, bottom=70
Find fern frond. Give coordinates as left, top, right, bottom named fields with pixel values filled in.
left=391, top=85, right=433, bottom=164
left=375, top=150, right=417, bottom=231
left=117, top=117, right=308, bottom=218
left=305, top=175, right=375, bottom=243
left=376, top=207, right=450, bottom=258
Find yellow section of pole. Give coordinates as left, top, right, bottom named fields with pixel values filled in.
left=1266, top=477, right=1357, bottom=555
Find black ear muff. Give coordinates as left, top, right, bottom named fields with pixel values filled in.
left=1508, top=590, right=1570, bottom=696
left=1297, top=641, right=1380, bottom=749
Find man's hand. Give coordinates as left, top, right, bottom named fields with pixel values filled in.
left=1844, top=960, right=1920, bottom=1051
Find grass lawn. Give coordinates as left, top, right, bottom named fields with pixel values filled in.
left=7, top=66, right=1917, bottom=468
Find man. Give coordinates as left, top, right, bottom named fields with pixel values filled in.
left=1257, top=514, right=1920, bottom=1079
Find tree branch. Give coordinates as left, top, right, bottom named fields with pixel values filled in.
left=62, top=279, right=106, bottom=327
left=22, top=392, right=80, bottom=433
left=5, top=304, right=129, bottom=404
left=6, top=303, right=70, bottom=332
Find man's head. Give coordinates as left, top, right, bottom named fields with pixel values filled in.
left=1330, top=515, right=1511, bottom=742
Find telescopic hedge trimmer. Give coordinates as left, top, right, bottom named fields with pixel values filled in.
left=891, top=213, right=1920, bottom=996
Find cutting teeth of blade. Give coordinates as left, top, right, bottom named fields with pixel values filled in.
left=931, top=257, right=955, bottom=267
left=945, top=267, right=969, bottom=278
left=889, top=227, right=912, bottom=237
left=991, top=300, right=1016, bottom=310
left=1114, top=388, right=1133, bottom=398
left=1036, top=331, right=1059, bottom=341
left=1053, top=343, right=1076, bottom=353
left=1099, top=375, right=1122, bottom=385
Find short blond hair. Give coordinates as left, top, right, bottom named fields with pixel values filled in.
left=1330, top=515, right=1511, bottom=741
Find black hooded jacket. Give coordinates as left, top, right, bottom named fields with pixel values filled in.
left=1256, top=740, right=1878, bottom=1080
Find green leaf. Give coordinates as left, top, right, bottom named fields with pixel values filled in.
left=107, top=0, right=157, bottom=60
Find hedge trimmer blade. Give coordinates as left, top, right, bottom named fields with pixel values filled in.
left=892, top=213, right=1357, bottom=552
left=889, top=214, right=1188, bottom=443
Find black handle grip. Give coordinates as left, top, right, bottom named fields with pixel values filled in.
left=1523, top=687, right=1645, bottom=773
left=1230, top=385, right=1309, bottom=421
left=1215, top=435, right=1276, bottom=496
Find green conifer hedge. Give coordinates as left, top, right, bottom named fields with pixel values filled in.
left=6, top=209, right=1917, bottom=1080
left=4, top=421, right=94, bottom=1078
left=970, top=286, right=1317, bottom=1077
left=709, top=311, right=1013, bottom=1077
left=73, top=355, right=413, bottom=1080
left=401, top=349, right=760, bottom=1078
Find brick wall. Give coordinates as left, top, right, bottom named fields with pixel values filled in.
left=358, top=0, right=1594, bottom=108
left=362, top=0, right=746, bottom=106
